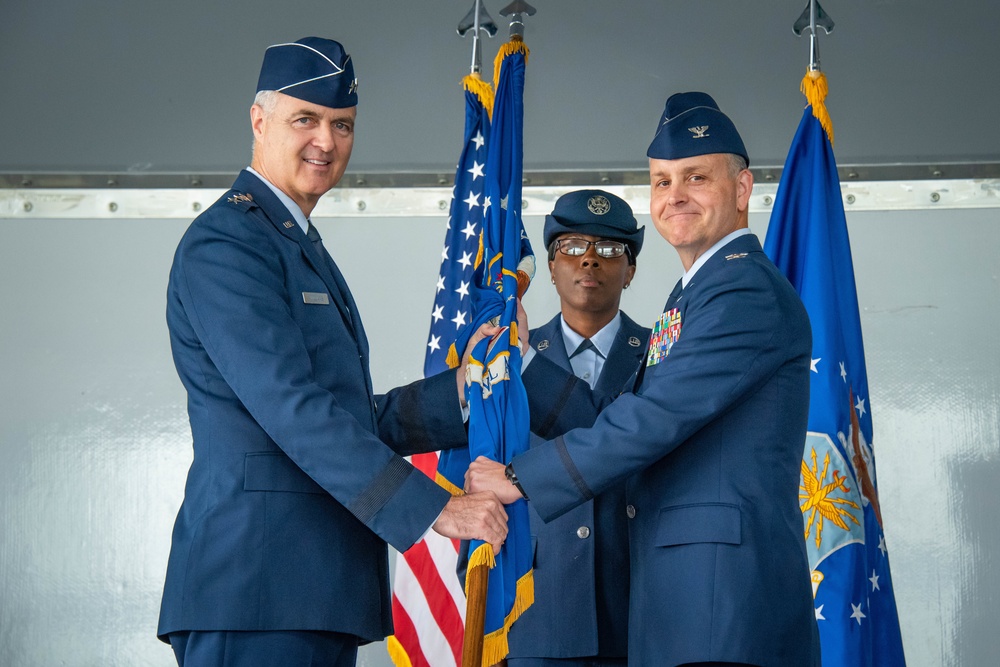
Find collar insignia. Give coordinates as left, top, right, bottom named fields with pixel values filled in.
left=283, top=221, right=295, bottom=228
left=536, top=339, right=549, bottom=351
left=628, top=336, right=642, bottom=347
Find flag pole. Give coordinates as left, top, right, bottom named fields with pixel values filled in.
left=793, top=0, right=836, bottom=143
left=458, top=0, right=498, bottom=77
left=461, top=5, right=535, bottom=665
left=458, top=6, right=498, bottom=666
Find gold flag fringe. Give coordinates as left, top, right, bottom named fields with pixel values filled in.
left=462, top=73, right=495, bottom=122
left=464, top=544, right=536, bottom=667
left=801, top=70, right=834, bottom=146
left=479, top=568, right=535, bottom=667
left=385, top=635, right=414, bottom=667
left=493, top=36, right=530, bottom=90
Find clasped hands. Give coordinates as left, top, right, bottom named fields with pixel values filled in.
left=433, top=300, right=529, bottom=553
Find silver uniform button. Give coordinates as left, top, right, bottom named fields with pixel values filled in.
left=626, top=505, right=636, bottom=519
left=576, top=526, right=591, bottom=539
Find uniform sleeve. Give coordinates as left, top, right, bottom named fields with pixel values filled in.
left=173, top=210, right=450, bottom=551
left=522, top=353, right=611, bottom=438
left=375, top=368, right=468, bottom=457
left=515, top=265, right=809, bottom=522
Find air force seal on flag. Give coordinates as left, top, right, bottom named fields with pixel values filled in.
left=646, top=308, right=682, bottom=367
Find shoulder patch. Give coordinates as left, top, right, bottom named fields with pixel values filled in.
left=226, top=192, right=255, bottom=208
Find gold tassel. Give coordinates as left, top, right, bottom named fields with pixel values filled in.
left=493, top=36, right=530, bottom=90
left=385, top=636, right=414, bottom=667
left=462, top=73, right=495, bottom=122
left=446, top=342, right=461, bottom=370
left=800, top=70, right=834, bottom=146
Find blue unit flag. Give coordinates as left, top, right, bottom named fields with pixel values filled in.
left=457, top=38, right=536, bottom=666
left=763, top=72, right=906, bottom=667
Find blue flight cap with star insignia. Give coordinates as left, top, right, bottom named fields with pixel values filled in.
left=543, top=189, right=645, bottom=258
left=646, top=91, right=749, bottom=166
left=256, top=37, right=358, bottom=109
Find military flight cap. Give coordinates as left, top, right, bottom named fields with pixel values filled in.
left=646, top=91, right=749, bottom=166
left=256, top=37, right=358, bottom=109
left=543, top=189, right=644, bottom=257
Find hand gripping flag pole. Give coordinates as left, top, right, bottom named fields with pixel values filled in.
left=387, top=3, right=497, bottom=666
left=461, top=4, right=536, bottom=666
left=764, top=3, right=906, bottom=666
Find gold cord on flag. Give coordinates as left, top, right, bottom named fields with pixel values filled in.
left=493, top=36, right=529, bottom=89
left=800, top=70, right=834, bottom=146
left=463, top=72, right=495, bottom=122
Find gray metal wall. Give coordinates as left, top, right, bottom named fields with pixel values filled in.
left=2, top=204, right=999, bottom=666
left=2, top=0, right=999, bottom=665
left=1, top=0, right=999, bottom=173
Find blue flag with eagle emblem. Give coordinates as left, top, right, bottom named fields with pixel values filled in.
left=457, top=37, right=536, bottom=666
left=763, top=72, right=906, bottom=667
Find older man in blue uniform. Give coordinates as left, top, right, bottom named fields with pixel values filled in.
left=468, top=94, right=821, bottom=667
left=157, top=38, right=508, bottom=666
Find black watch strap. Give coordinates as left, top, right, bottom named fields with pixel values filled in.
left=505, top=462, right=529, bottom=500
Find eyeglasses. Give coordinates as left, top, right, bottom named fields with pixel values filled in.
left=554, top=237, right=628, bottom=259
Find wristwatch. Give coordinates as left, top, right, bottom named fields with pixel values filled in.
left=504, top=462, right=529, bottom=500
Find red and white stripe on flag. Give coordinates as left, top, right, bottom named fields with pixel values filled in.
left=388, top=452, right=466, bottom=667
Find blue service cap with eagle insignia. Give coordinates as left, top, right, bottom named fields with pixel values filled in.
left=543, top=189, right=644, bottom=257
left=646, top=91, right=748, bottom=166
left=256, top=37, right=358, bottom=109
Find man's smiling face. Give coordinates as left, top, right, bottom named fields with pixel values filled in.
left=250, top=92, right=356, bottom=216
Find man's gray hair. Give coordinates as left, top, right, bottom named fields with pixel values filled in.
left=250, top=90, right=280, bottom=155
left=726, top=154, right=748, bottom=177
left=253, top=90, right=280, bottom=118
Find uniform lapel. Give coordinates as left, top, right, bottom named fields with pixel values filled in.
left=596, top=313, right=648, bottom=396
left=232, top=171, right=360, bottom=346
left=529, top=314, right=572, bottom=374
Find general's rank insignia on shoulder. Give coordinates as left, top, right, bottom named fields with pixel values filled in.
left=227, top=192, right=254, bottom=205
left=646, top=308, right=682, bottom=367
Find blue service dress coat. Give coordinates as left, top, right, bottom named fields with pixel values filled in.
left=157, top=170, right=464, bottom=644
left=503, top=313, right=649, bottom=661
left=512, top=234, right=822, bottom=667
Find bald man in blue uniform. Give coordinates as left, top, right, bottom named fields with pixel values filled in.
left=157, top=38, right=508, bottom=666
left=468, top=94, right=821, bottom=667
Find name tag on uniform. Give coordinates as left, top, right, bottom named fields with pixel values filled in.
left=302, top=292, right=330, bottom=305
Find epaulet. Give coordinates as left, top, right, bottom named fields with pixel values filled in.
left=224, top=191, right=257, bottom=212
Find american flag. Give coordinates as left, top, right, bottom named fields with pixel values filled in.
left=387, top=74, right=493, bottom=667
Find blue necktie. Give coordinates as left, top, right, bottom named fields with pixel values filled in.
left=306, top=221, right=355, bottom=327
left=665, top=278, right=683, bottom=310
left=570, top=338, right=597, bottom=359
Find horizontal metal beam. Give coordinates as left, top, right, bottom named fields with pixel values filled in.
left=2, top=162, right=1000, bottom=190
left=2, top=179, right=998, bottom=220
